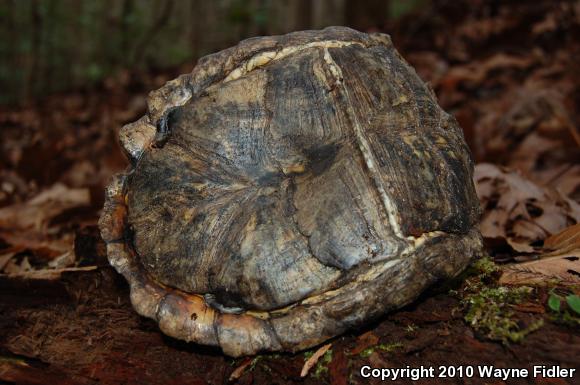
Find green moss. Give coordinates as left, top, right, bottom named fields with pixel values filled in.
left=437, top=256, right=500, bottom=297
left=471, top=256, right=501, bottom=277
left=462, top=256, right=501, bottom=291
left=455, top=257, right=544, bottom=343
left=359, top=342, right=403, bottom=358
left=463, top=285, right=543, bottom=343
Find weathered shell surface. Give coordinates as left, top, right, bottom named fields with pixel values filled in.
left=100, top=27, right=484, bottom=357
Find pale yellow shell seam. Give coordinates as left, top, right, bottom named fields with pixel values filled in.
left=223, top=40, right=364, bottom=83
left=319, top=46, right=406, bottom=242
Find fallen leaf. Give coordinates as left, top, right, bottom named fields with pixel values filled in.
left=0, top=233, right=71, bottom=254
left=1, top=265, right=98, bottom=280
left=506, top=238, right=536, bottom=253
left=544, top=223, right=580, bottom=254
left=499, top=252, right=580, bottom=285
left=0, top=183, right=90, bottom=231
left=300, top=343, right=331, bottom=378
left=475, top=164, right=580, bottom=253
left=0, top=249, right=22, bottom=271
left=47, top=251, right=75, bottom=269
left=228, top=357, right=253, bottom=382
left=441, top=53, right=534, bottom=88
left=0, top=183, right=87, bottom=272
left=3, top=256, right=32, bottom=275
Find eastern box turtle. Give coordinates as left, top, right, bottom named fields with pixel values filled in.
left=99, top=27, right=483, bottom=357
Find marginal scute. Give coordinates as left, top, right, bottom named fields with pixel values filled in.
left=99, top=175, right=127, bottom=243
left=129, top=276, right=167, bottom=320
left=119, top=116, right=156, bottom=162
left=217, top=313, right=282, bottom=356
left=104, top=174, right=126, bottom=201
left=147, top=74, right=193, bottom=124
left=368, top=32, right=393, bottom=48
left=157, top=293, right=219, bottom=346
left=99, top=26, right=485, bottom=357
left=105, top=242, right=129, bottom=274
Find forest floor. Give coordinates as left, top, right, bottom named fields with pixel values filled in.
left=1, top=1, right=579, bottom=384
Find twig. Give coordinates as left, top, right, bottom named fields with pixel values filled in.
left=301, top=343, right=332, bottom=377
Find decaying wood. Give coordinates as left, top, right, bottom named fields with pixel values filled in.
left=100, top=27, right=484, bottom=357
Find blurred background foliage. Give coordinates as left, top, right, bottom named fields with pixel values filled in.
left=0, top=0, right=424, bottom=105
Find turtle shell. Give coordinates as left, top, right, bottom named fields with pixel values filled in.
left=99, top=26, right=484, bottom=357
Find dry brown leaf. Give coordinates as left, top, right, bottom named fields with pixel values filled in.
left=47, top=251, right=75, bottom=269
left=3, top=256, right=32, bottom=275
left=506, top=238, right=536, bottom=253
left=0, top=184, right=87, bottom=271
left=300, top=343, right=332, bottom=378
left=0, top=249, right=22, bottom=271
left=442, top=53, right=534, bottom=88
left=499, top=222, right=580, bottom=285
left=543, top=223, right=580, bottom=254
left=475, top=164, right=580, bottom=249
left=499, top=252, right=580, bottom=286
left=545, top=165, right=580, bottom=199
left=0, top=232, right=72, bottom=254
left=1, top=265, right=98, bottom=280
left=0, top=232, right=75, bottom=274
left=228, top=357, right=253, bottom=382
left=0, top=183, right=90, bottom=231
